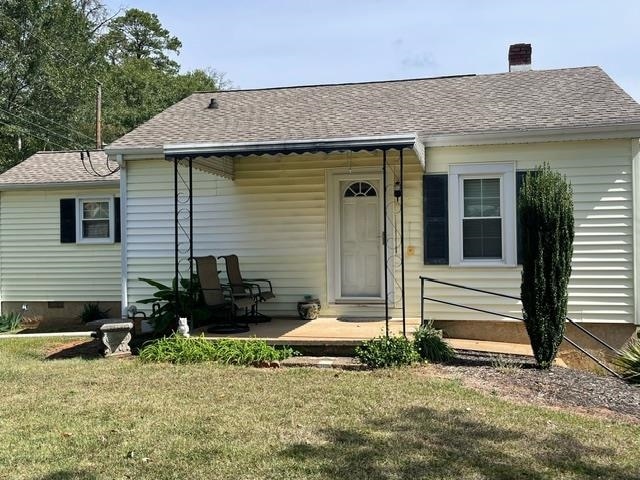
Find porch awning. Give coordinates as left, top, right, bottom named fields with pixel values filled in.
left=164, top=134, right=426, bottom=180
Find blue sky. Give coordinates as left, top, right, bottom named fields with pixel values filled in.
left=105, top=1, right=640, bottom=101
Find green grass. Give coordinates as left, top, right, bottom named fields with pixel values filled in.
left=0, top=338, right=639, bottom=480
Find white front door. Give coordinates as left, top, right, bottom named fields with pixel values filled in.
left=339, top=179, right=382, bottom=298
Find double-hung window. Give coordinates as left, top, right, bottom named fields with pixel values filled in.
left=448, top=163, right=516, bottom=266
left=76, top=197, right=115, bottom=243
left=462, top=178, right=502, bottom=259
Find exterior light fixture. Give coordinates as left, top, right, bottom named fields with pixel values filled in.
left=394, top=181, right=402, bottom=198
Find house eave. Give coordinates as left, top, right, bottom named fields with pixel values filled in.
left=163, top=134, right=422, bottom=157
left=0, top=180, right=120, bottom=191
left=423, top=123, right=640, bottom=147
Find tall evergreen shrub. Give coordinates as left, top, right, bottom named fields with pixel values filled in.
left=519, top=163, right=574, bottom=369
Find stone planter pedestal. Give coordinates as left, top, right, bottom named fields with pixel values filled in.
left=96, top=322, right=133, bottom=357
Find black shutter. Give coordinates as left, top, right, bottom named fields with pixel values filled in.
left=114, top=197, right=121, bottom=243
left=516, top=171, right=526, bottom=265
left=423, top=174, right=449, bottom=264
left=60, top=199, right=76, bottom=243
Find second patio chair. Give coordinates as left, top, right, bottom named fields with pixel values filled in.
left=194, top=255, right=253, bottom=334
left=219, top=254, right=275, bottom=323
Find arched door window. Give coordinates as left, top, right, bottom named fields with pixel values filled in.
left=343, top=181, right=377, bottom=198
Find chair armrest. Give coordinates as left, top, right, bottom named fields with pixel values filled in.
left=242, top=282, right=263, bottom=297
left=243, top=278, right=273, bottom=292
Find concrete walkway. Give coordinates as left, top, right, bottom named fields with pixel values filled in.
left=0, top=331, right=93, bottom=339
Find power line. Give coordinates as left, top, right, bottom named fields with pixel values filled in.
left=14, top=102, right=96, bottom=143
left=0, top=13, right=103, bottom=147
left=0, top=106, right=87, bottom=150
left=0, top=117, right=71, bottom=151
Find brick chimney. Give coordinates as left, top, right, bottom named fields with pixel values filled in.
left=508, top=43, right=532, bottom=72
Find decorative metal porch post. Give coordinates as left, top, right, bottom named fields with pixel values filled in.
left=382, top=149, right=389, bottom=337
left=400, top=148, right=406, bottom=337
left=173, top=156, right=195, bottom=331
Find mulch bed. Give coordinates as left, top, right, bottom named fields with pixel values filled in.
left=427, top=351, right=640, bottom=423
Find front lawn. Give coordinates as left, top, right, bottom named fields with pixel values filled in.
left=0, top=338, right=638, bottom=480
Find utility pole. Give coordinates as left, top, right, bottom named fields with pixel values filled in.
left=96, top=80, right=102, bottom=150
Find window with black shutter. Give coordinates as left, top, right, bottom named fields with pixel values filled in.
left=423, top=174, right=449, bottom=265
left=60, top=197, right=121, bottom=244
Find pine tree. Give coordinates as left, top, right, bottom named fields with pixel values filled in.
left=519, top=163, right=574, bottom=369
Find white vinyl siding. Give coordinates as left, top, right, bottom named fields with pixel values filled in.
left=124, top=138, right=635, bottom=324
left=413, top=139, right=635, bottom=324
left=0, top=187, right=121, bottom=301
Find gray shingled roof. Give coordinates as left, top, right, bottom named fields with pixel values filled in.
left=0, top=150, right=120, bottom=188
left=108, top=66, right=640, bottom=150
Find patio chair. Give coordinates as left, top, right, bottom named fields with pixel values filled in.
left=218, top=254, right=275, bottom=323
left=194, top=255, right=253, bottom=334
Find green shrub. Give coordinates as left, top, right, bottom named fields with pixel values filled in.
left=355, top=335, right=420, bottom=368
left=138, top=335, right=296, bottom=365
left=138, top=276, right=210, bottom=334
left=0, top=312, right=22, bottom=333
left=614, top=339, right=640, bottom=384
left=413, top=321, right=455, bottom=362
left=80, top=303, right=110, bottom=323
left=519, top=163, right=574, bottom=369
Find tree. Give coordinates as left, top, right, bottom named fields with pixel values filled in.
left=0, top=0, right=103, bottom=169
left=101, top=8, right=182, bottom=73
left=99, top=60, right=223, bottom=143
left=0, top=2, right=226, bottom=170
left=519, top=163, right=575, bottom=369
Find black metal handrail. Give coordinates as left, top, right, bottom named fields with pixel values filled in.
left=420, top=276, right=622, bottom=378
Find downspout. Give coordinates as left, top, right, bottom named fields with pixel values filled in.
left=632, top=138, right=640, bottom=326
left=117, top=154, right=128, bottom=319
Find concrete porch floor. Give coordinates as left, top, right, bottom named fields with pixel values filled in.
left=194, top=316, right=535, bottom=356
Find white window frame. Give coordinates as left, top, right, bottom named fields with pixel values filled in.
left=76, top=196, right=115, bottom=244
left=448, top=163, right=516, bottom=266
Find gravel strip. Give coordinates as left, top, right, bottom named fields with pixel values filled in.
left=429, top=351, right=639, bottom=422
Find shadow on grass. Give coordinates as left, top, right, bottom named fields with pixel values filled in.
left=283, top=406, right=636, bottom=480
left=37, top=470, right=97, bottom=480
left=45, top=339, right=101, bottom=361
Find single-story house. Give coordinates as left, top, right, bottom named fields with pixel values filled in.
left=2, top=45, right=638, bottom=347
left=0, top=150, right=121, bottom=326
left=100, top=44, right=640, bottom=346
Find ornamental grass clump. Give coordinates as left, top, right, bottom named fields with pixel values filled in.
left=614, top=339, right=640, bottom=384
left=519, top=163, right=574, bottom=369
left=0, top=312, right=22, bottom=333
left=355, top=335, right=420, bottom=368
left=138, top=335, right=296, bottom=365
left=413, top=321, right=455, bottom=363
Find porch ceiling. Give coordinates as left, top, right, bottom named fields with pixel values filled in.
left=164, top=134, right=425, bottom=179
